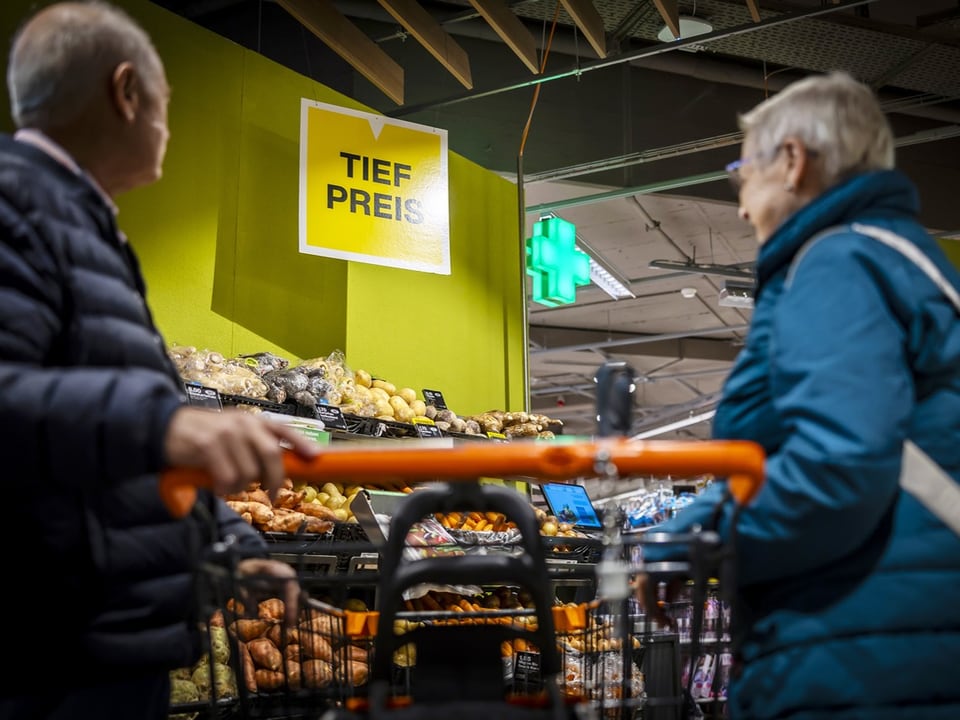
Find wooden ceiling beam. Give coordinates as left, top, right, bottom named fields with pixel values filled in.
left=653, top=0, right=680, bottom=39
left=745, top=0, right=762, bottom=22
left=377, top=0, right=473, bottom=89
left=277, top=0, right=404, bottom=105
left=559, top=0, right=607, bottom=58
left=467, top=0, right=540, bottom=74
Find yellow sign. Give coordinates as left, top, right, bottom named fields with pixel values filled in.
left=299, top=99, right=450, bottom=274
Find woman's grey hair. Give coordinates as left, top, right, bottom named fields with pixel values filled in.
left=739, top=71, right=895, bottom=187
left=7, top=1, right=163, bottom=130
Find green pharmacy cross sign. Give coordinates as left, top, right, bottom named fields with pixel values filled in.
left=525, top=216, right=590, bottom=307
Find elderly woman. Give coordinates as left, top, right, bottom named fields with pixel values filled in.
left=638, top=72, right=960, bottom=719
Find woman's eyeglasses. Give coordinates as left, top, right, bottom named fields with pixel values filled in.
left=724, top=145, right=818, bottom=191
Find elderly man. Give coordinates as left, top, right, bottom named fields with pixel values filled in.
left=0, top=2, right=317, bottom=717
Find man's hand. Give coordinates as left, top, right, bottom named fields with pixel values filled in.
left=163, top=406, right=320, bottom=498
left=236, top=557, right=300, bottom=627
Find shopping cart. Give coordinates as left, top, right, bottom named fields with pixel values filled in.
left=161, top=437, right=764, bottom=720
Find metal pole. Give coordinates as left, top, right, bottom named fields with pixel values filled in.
left=530, top=324, right=750, bottom=356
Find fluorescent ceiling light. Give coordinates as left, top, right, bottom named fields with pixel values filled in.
left=631, top=409, right=716, bottom=440
left=585, top=255, right=635, bottom=299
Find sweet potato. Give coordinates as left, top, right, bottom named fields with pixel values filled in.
left=253, top=669, right=284, bottom=692
left=258, top=598, right=285, bottom=622
left=301, top=659, right=333, bottom=689
left=247, top=637, right=282, bottom=671
left=300, top=631, right=333, bottom=662
left=231, top=619, right=270, bottom=642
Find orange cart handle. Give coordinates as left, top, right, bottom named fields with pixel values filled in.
left=158, top=438, right=765, bottom=518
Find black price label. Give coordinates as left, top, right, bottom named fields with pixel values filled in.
left=315, top=403, right=347, bottom=430
left=422, top=389, right=447, bottom=410
left=412, top=417, right=443, bottom=438
left=513, top=651, right=542, bottom=685
left=184, top=382, right=222, bottom=411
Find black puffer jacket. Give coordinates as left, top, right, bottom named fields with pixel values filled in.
left=0, top=135, right=262, bottom=687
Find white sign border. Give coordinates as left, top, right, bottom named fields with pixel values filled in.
left=298, top=98, right=451, bottom=275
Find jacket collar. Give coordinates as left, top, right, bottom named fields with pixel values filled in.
left=13, top=129, right=119, bottom=217
left=755, top=170, right=920, bottom=294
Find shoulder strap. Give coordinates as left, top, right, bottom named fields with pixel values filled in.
left=849, top=223, right=960, bottom=314
left=788, top=222, right=960, bottom=316
left=788, top=223, right=960, bottom=535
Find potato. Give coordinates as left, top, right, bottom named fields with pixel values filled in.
left=369, top=387, right=390, bottom=404
left=388, top=394, right=409, bottom=411
left=410, top=399, right=426, bottom=417
left=435, top=409, right=457, bottom=424
left=354, top=369, right=372, bottom=388
left=302, top=485, right=318, bottom=503
left=374, top=400, right=394, bottom=418
left=394, top=406, right=415, bottom=422
left=321, top=483, right=342, bottom=500
left=333, top=508, right=349, bottom=522
left=397, top=387, right=417, bottom=404
left=424, top=404, right=438, bottom=419
left=393, top=643, right=417, bottom=667
left=371, top=379, right=396, bottom=395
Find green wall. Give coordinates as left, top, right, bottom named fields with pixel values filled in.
left=0, top=0, right=526, bottom=415
left=940, top=238, right=960, bottom=270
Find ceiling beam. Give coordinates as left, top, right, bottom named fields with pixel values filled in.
left=653, top=0, right=680, bottom=39
left=467, top=0, right=540, bottom=74
left=390, top=0, right=881, bottom=116
left=277, top=0, right=404, bottom=105
left=745, top=0, right=762, bottom=22
left=376, top=0, right=473, bottom=89
left=558, top=0, right=608, bottom=57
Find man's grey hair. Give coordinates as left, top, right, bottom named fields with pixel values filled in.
left=7, top=1, right=163, bottom=130
left=738, top=71, right=895, bottom=187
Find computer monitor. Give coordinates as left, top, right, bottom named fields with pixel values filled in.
left=539, top=482, right=603, bottom=530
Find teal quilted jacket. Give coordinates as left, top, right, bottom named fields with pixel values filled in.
left=650, top=170, right=960, bottom=719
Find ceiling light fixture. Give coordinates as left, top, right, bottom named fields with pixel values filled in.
left=649, top=259, right=755, bottom=281
left=680, top=287, right=698, bottom=299
left=656, top=15, right=714, bottom=52
left=718, top=280, right=755, bottom=309
left=630, top=409, right=717, bottom=440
